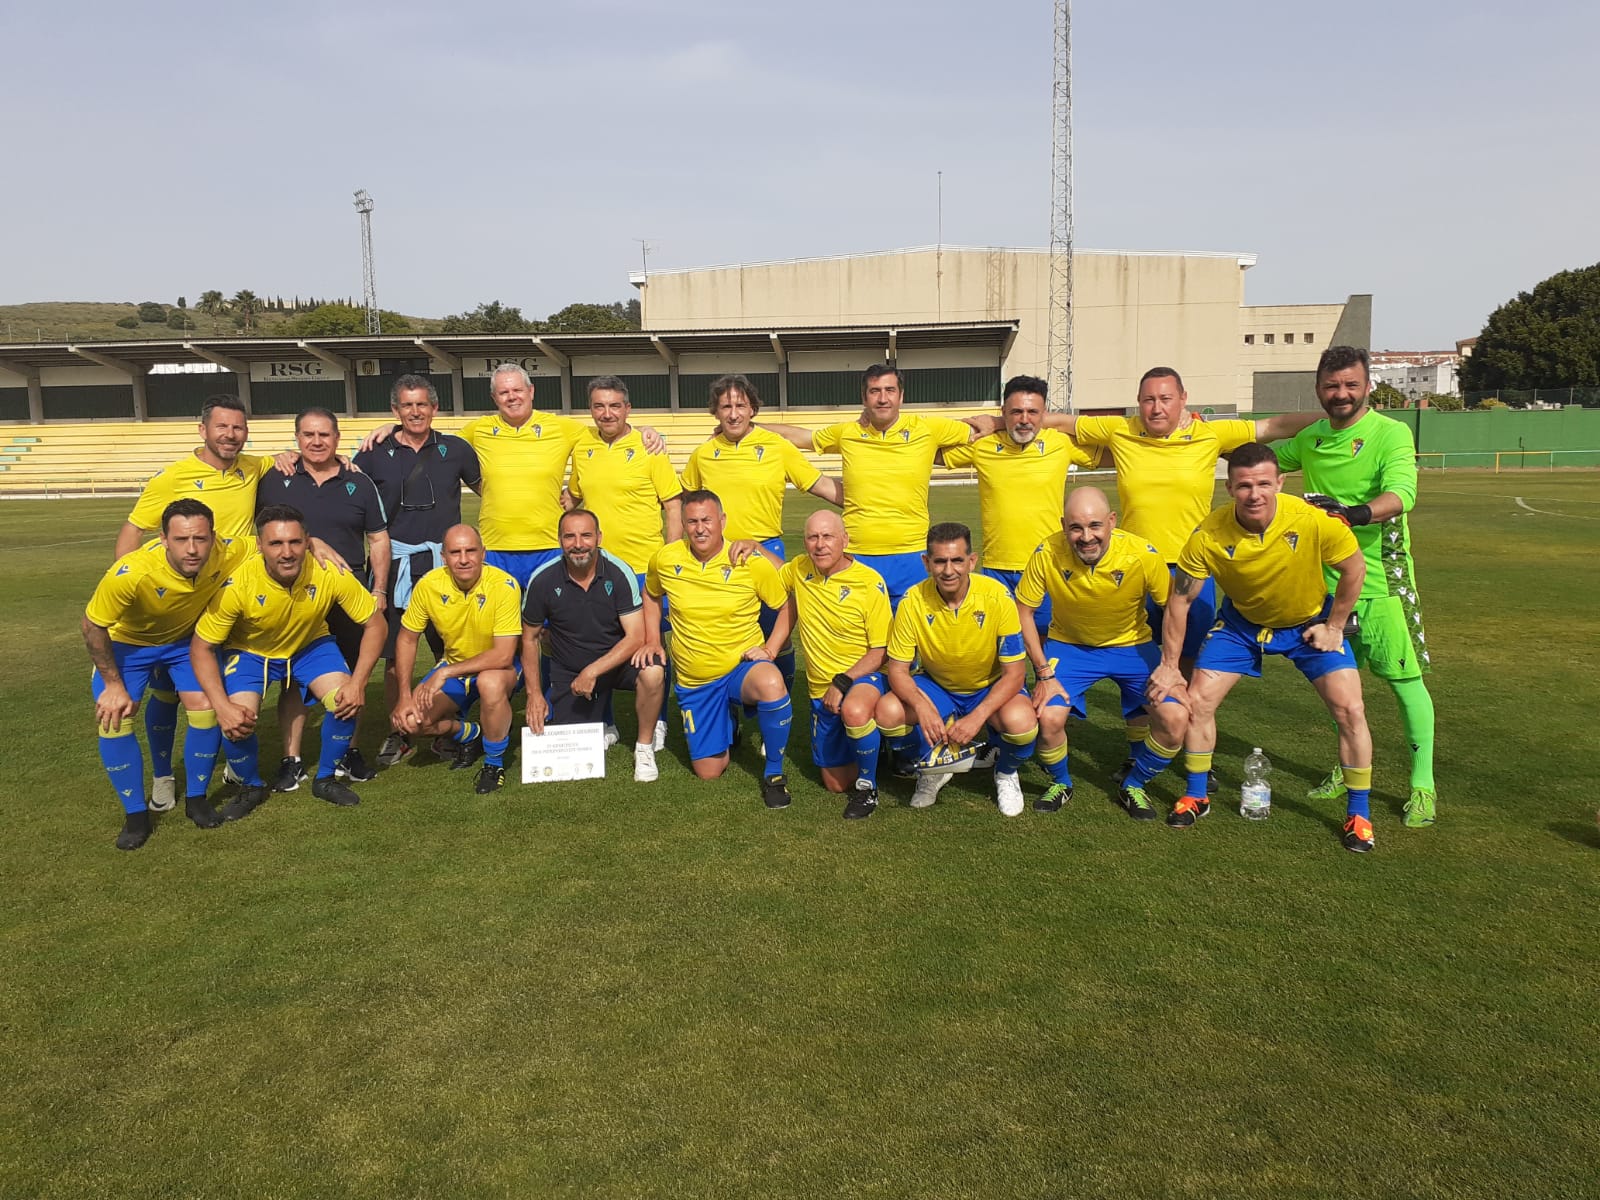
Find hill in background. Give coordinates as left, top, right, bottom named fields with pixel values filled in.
left=0, top=300, right=441, bottom=344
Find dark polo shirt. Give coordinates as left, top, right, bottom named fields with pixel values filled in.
left=521, top=550, right=642, bottom=674
left=353, top=429, right=481, bottom=545
left=259, top=462, right=386, bottom=575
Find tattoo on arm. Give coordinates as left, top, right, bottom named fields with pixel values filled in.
left=1173, top=571, right=1203, bottom=597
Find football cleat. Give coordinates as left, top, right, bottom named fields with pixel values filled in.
left=116, top=811, right=152, bottom=851
left=1403, top=788, right=1436, bottom=828
left=149, top=776, right=176, bottom=813
left=474, top=764, right=507, bottom=795
left=335, top=747, right=376, bottom=782
left=1165, top=794, right=1210, bottom=829
left=1119, top=784, right=1159, bottom=821
left=311, top=776, right=360, bottom=807
left=376, top=733, right=414, bottom=768
left=220, top=785, right=269, bottom=822
left=842, top=782, right=878, bottom=820
left=1342, top=814, right=1376, bottom=853
left=271, top=756, right=307, bottom=793
left=995, top=770, right=1025, bottom=817
left=910, top=771, right=952, bottom=809
left=1033, top=782, right=1072, bottom=813
left=761, top=773, right=792, bottom=810
left=1308, top=765, right=1347, bottom=802
left=448, top=739, right=483, bottom=772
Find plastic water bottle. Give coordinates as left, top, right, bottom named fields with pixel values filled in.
left=1240, top=748, right=1272, bottom=820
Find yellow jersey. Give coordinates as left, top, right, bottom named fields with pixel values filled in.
left=645, top=540, right=787, bottom=689
left=459, top=412, right=584, bottom=551
left=401, top=564, right=523, bottom=664
left=85, top=534, right=252, bottom=647
left=127, top=452, right=274, bottom=543
left=1074, top=415, right=1255, bottom=562
left=812, top=413, right=972, bottom=555
left=567, top=427, right=682, bottom=574
left=887, top=572, right=1026, bottom=694
left=1016, top=527, right=1168, bottom=647
left=942, top=429, right=1103, bottom=570
left=777, top=555, right=893, bottom=700
left=680, top=427, right=821, bottom=541
left=195, top=553, right=376, bottom=659
left=1177, top=494, right=1361, bottom=628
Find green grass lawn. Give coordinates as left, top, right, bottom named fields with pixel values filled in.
left=1, top=475, right=1597, bottom=1199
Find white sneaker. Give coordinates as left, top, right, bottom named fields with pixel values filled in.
left=972, top=744, right=998, bottom=772
left=653, top=719, right=667, bottom=752
left=603, top=724, right=621, bottom=749
left=150, top=776, right=176, bottom=812
left=222, top=761, right=242, bottom=786
left=910, top=772, right=952, bottom=809
left=633, top=744, right=659, bottom=783
left=995, top=769, right=1024, bottom=817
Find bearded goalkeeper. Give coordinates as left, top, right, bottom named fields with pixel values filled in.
left=1277, top=345, right=1438, bottom=828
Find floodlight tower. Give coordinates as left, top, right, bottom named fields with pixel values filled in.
left=354, top=189, right=380, bottom=334
left=1046, top=0, right=1074, bottom=411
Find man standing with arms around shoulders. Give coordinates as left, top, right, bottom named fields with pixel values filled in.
left=190, top=505, right=387, bottom=817
left=522, top=509, right=668, bottom=784
left=763, top=365, right=976, bottom=609
left=261, top=407, right=391, bottom=791
left=875, top=523, right=1039, bottom=816
left=643, top=490, right=794, bottom=806
left=746, top=509, right=893, bottom=820
left=1277, top=346, right=1439, bottom=828
left=1147, top=443, right=1377, bottom=852
left=1016, top=486, right=1189, bottom=820
left=353, top=374, right=483, bottom=767
left=940, top=374, right=1103, bottom=640
left=391, top=524, right=523, bottom=794
left=83, top=499, right=248, bottom=849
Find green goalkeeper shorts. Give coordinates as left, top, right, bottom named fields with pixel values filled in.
left=1351, top=594, right=1430, bottom=681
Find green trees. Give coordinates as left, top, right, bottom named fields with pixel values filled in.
left=439, top=300, right=536, bottom=334
left=1370, top=382, right=1407, bottom=409
left=292, top=303, right=411, bottom=336
left=231, top=290, right=262, bottom=332
left=1460, top=262, right=1600, bottom=390
left=137, top=301, right=166, bottom=323
left=438, top=298, right=641, bottom=334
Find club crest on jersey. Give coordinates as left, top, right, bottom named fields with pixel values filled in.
left=754, top=446, right=765, bottom=461
left=625, top=449, right=635, bottom=462
left=1283, top=532, right=1300, bottom=551
left=721, top=567, right=732, bottom=582
left=345, top=482, right=356, bottom=496
left=1315, top=436, right=1324, bottom=448
left=1351, top=438, right=1365, bottom=457
left=438, top=445, right=448, bottom=458
left=532, top=424, right=542, bottom=438
left=900, top=429, right=910, bottom=442
left=974, top=610, right=987, bottom=628
left=306, top=584, right=317, bottom=599
left=838, top=585, right=851, bottom=601
left=1037, top=441, right=1047, bottom=455
left=1111, top=570, right=1125, bottom=587
left=476, top=594, right=487, bottom=610
left=604, top=580, right=613, bottom=596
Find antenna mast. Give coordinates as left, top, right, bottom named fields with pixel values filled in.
left=1046, top=0, right=1074, bottom=411
left=354, top=189, right=379, bottom=334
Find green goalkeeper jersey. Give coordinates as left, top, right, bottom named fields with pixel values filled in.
left=1276, top=408, right=1418, bottom=603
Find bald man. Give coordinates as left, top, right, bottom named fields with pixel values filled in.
left=1015, top=487, right=1189, bottom=820
left=746, top=510, right=893, bottom=819
left=391, top=524, right=525, bottom=794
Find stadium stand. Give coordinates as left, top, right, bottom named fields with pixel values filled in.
left=0, top=406, right=1007, bottom=497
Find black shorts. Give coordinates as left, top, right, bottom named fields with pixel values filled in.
left=383, top=556, right=445, bottom=662
left=548, top=660, right=645, bottom=725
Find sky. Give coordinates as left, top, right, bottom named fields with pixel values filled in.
left=2, top=0, right=1596, bottom=348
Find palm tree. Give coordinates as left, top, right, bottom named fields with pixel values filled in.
left=197, top=290, right=228, bottom=333
left=231, top=290, right=261, bottom=333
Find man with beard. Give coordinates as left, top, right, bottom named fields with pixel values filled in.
left=1147, top=443, right=1376, bottom=853
left=522, top=509, right=668, bottom=784
left=189, top=505, right=387, bottom=817
left=1277, top=346, right=1439, bottom=828
left=390, top=525, right=524, bottom=795
left=1016, top=487, right=1188, bottom=820
left=875, top=523, right=1038, bottom=816
left=83, top=499, right=250, bottom=849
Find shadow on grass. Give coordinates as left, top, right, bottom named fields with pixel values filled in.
left=1546, top=819, right=1600, bottom=850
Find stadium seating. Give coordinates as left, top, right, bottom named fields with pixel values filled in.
left=0, top=407, right=998, bottom=497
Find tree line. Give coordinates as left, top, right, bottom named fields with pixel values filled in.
left=116, top=294, right=643, bottom=337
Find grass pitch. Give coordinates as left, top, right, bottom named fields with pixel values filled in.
left=1, top=475, right=1597, bottom=1199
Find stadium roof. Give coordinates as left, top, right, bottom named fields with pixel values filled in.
left=0, top=321, right=1019, bottom=374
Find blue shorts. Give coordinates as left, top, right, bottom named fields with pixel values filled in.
left=1042, top=640, right=1167, bottom=720
left=421, top=658, right=526, bottom=716
left=675, top=660, right=762, bottom=761
left=485, top=548, right=559, bottom=591
left=222, top=636, right=350, bottom=702
left=906, top=674, right=995, bottom=750
left=808, top=673, right=887, bottom=768
left=1194, top=598, right=1357, bottom=682
left=853, top=551, right=925, bottom=610
left=755, top=536, right=785, bottom=641
left=1148, top=570, right=1216, bottom=661
left=634, top=572, right=671, bottom=634
left=91, top=641, right=200, bottom=702
left=982, top=566, right=1052, bottom=637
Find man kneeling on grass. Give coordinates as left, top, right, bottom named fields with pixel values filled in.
left=1147, top=442, right=1376, bottom=853
left=390, top=525, right=524, bottom=795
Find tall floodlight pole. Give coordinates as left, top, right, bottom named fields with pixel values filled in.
left=354, top=189, right=380, bottom=334
left=1046, top=0, right=1074, bottom=411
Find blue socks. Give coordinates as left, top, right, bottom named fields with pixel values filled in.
left=995, top=729, right=1037, bottom=775
left=99, top=725, right=146, bottom=814
left=845, top=719, right=880, bottom=788
left=145, top=689, right=178, bottom=778
left=316, top=713, right=356, bottom=780
left=223, top=733, right=264, bottom=787
left=756, top=695, right=792, bottom=776
left=484, top=734, right=509, bottom=768
left=1128, top=735, right=1180, bottom=789
left=184, top=709, right=223, bottom=799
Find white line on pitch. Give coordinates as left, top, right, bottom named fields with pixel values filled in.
left=1515, top=497, right=1600, bottom=520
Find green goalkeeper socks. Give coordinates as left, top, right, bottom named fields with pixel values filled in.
left=1389, top=676, right=1436, bottom=791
